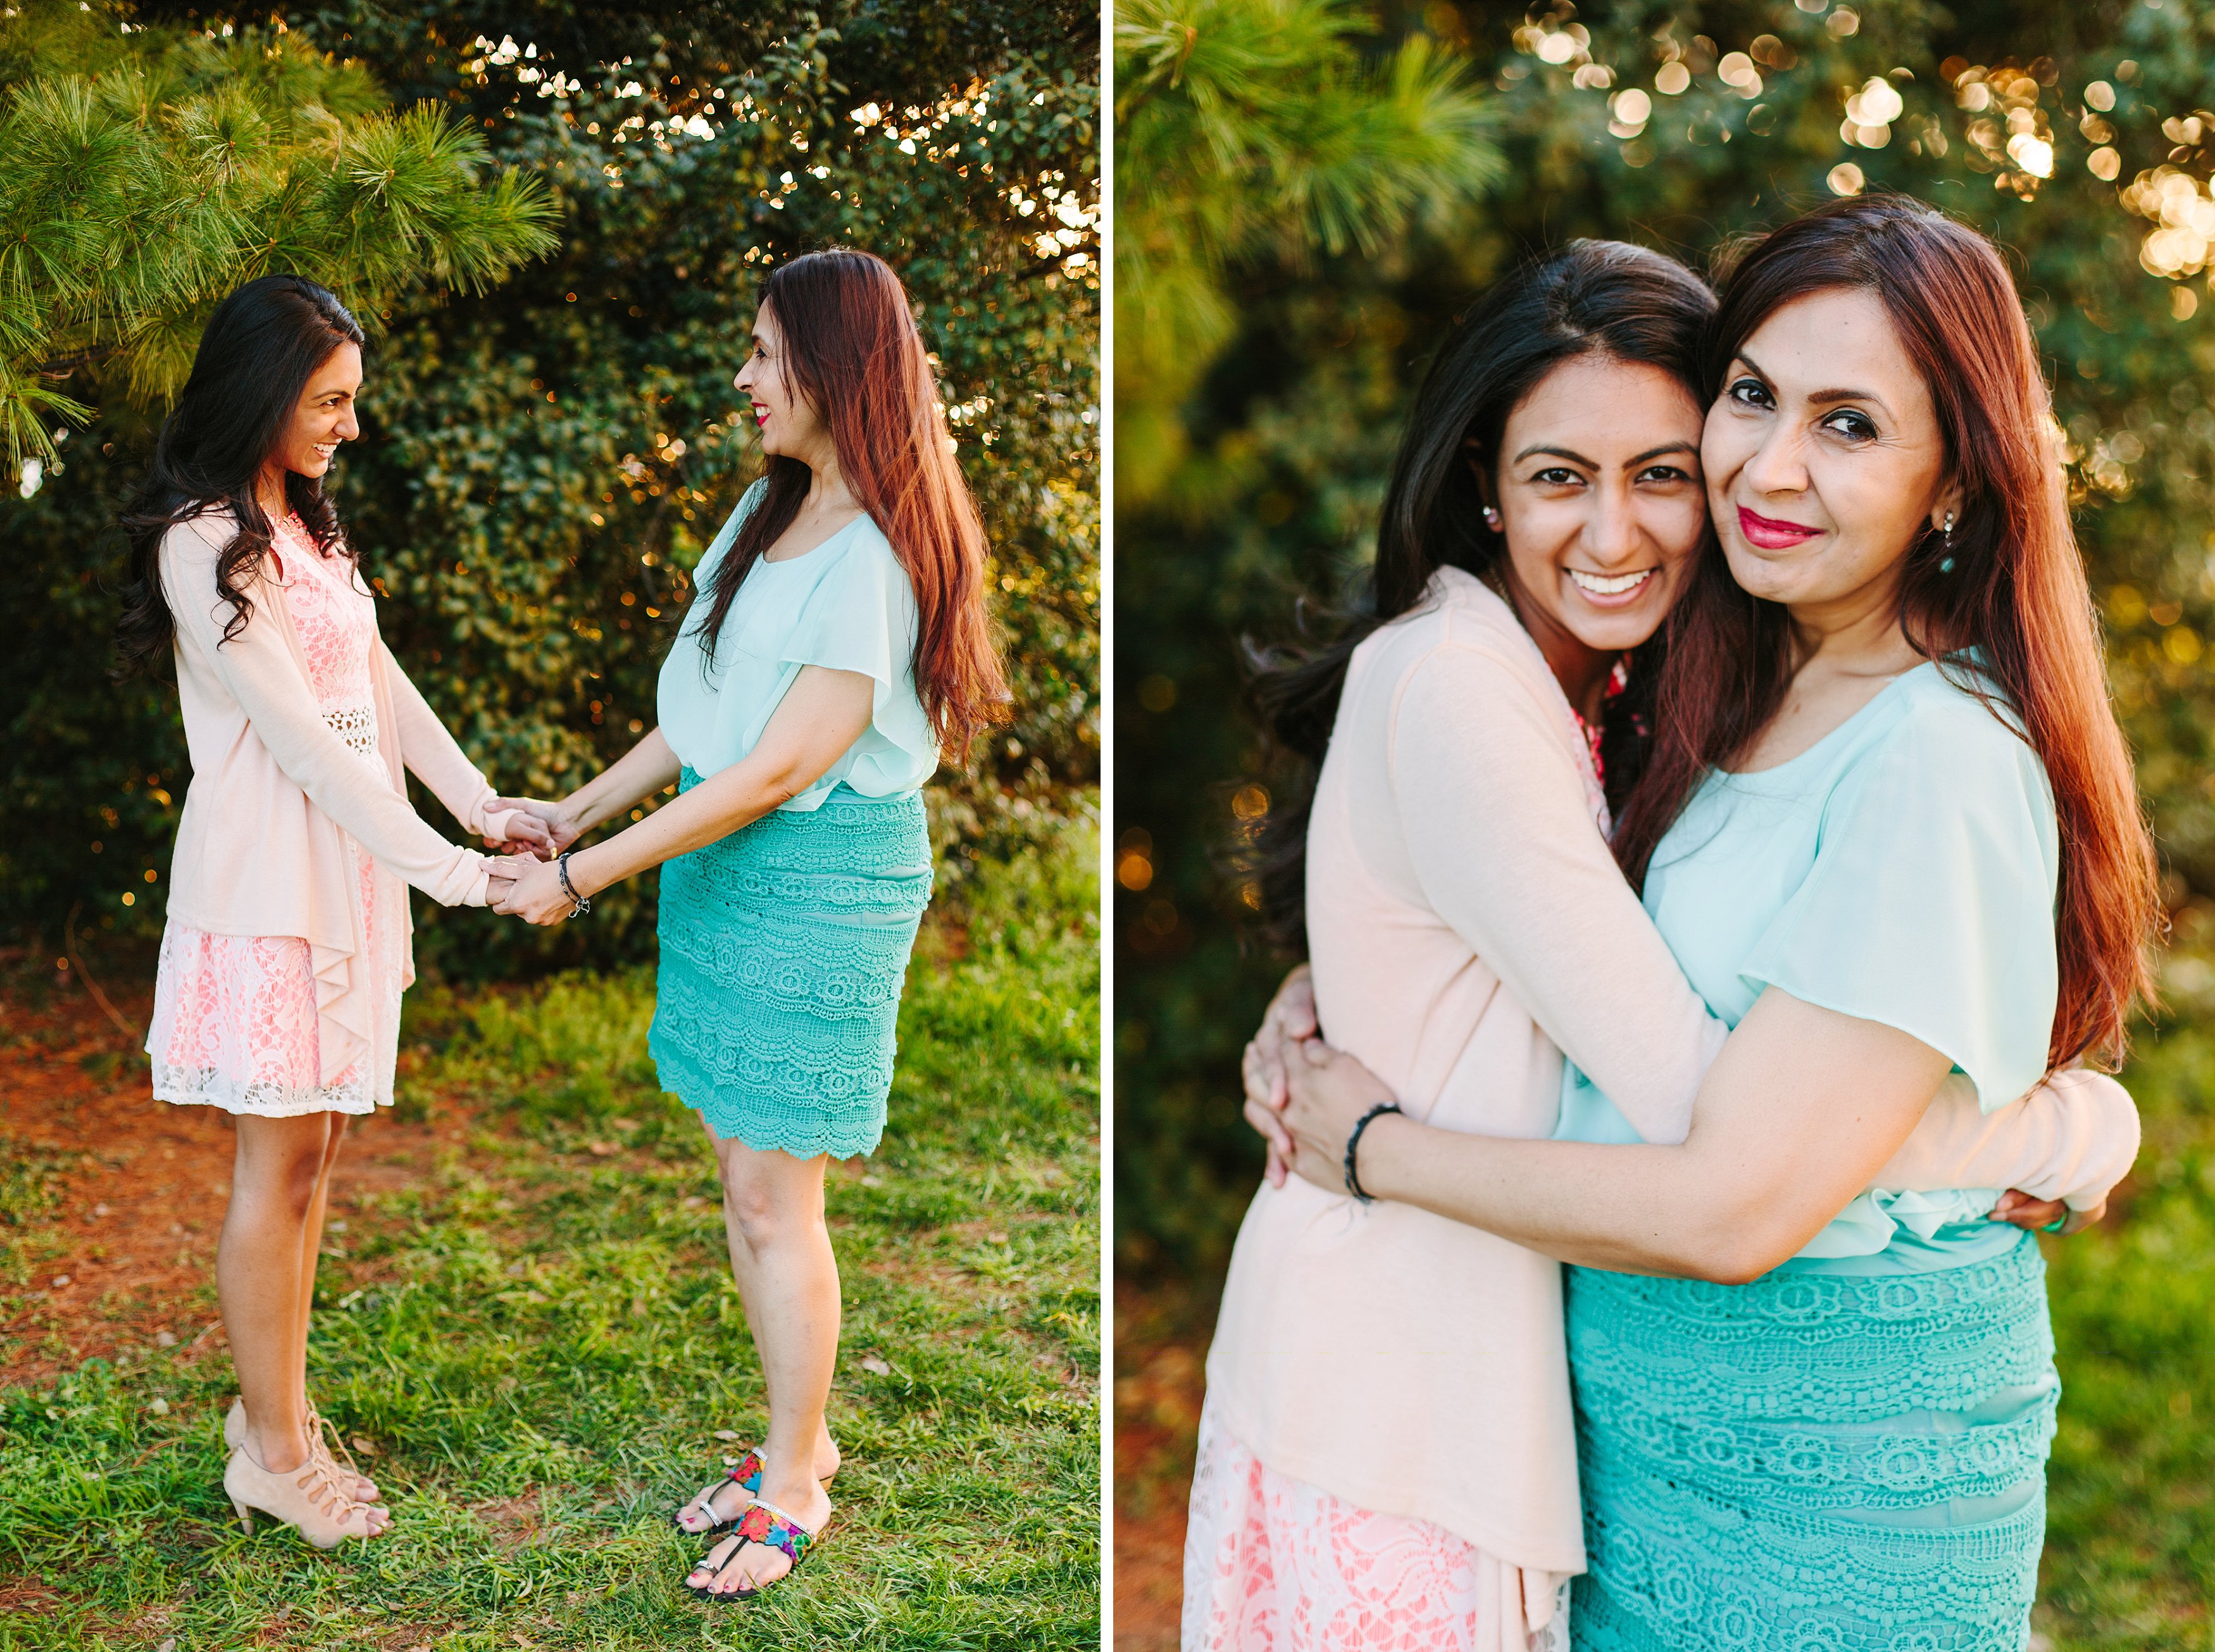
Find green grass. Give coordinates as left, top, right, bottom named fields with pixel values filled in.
left=2041, top=1019, right=2215, bottom=1651
left=0, top=825, right=1101, bottom=1650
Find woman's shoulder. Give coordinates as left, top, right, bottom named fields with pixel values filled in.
left=820, top=513, right=914, bottom=599
left=1841, top=658, right=2049, bottom=810
left=1356, top=566, right=1549, bottom=687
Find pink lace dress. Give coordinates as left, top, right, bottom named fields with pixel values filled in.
left=147, top=516, right=408, bottom=1117
left=1182, top=1398, right=1570, bottom=1652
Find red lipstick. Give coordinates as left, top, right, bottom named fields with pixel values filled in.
left=1737, top=506, right=1821, bottom=549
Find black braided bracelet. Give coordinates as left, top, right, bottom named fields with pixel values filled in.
left=1343, top=1101, right=1403, bottom=1204
left=556, top=850, right=593, bottom=917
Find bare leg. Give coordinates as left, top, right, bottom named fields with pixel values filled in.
left=219, top=1113, right=387, bottom=1534
left=689, top=1124, right=839, bottom=1595
left=292, top=1115, right=376, bottom=1500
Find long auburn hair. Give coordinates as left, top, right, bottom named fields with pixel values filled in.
left=1612, top=194, right=2160, bottom=1070
left=694, top=248, right=1008, bottom=752
left=1246, top=240, right=1716, bottom=951
left=115, top=275, right=364, bottom=677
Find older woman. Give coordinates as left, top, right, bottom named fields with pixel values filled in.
left=1260, top=196, right=2157, bottom=1649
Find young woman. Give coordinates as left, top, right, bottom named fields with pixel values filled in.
left=490, top=247, right=1006, bottom=1599
left=1197, top=235, right=2140, bottom=1652
left=1256, top=197, right=2158, bottom=1649
left=116, top=275, right=544, bottom=1548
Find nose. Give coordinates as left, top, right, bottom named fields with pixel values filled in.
left=335, top=409, right=359, bottom=442
left=1741, top=422, right=1809, bottom=497
left=1586, top=476, right=1642, bottom=569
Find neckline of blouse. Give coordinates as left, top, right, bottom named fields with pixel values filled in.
left=1713, top=659, right=1939, bottom=785
left=758, top=509, right=871, bottom=567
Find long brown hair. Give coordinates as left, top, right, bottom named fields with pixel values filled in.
left=1613, top=194, right=2159, bottom=1070
left=694, top=248, right=1008, bottom=752
left=1245, top=241, right=1716, bottom=951
left=115, top=275, right=363, bottom=677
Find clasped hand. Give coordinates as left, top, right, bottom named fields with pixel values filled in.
left=483, top=795, right=588, bottom=925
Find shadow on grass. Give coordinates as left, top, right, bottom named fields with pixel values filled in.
left=0, top=823, right=1101, bottom=1651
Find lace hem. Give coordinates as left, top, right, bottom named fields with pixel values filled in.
left=153, top=1061, right=385, bottom=1118
left=1183, top=1395, right=1573, bottom=1652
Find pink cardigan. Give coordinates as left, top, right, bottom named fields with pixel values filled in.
left=158, top=511, right=511, bottom=1084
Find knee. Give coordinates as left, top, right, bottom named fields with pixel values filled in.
left=719, top=1173, right=814, bottom=1254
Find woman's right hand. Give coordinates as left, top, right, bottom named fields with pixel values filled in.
left=1242, top=964, right=1318, bottom=1188
left=491, top=796, right=583, bottom=856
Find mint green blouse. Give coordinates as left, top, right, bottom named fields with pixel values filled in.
left=1556, top=660, right=2062, bottom=1274
left=656, top=480, right=939, bottom=810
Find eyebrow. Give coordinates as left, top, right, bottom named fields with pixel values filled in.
left=1511, top=441, right=1698, bottom=467
left=1733, top=351, right=1888, bottom=413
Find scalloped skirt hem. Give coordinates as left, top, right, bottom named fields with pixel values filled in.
left=152, top=1076, right=388, bottom=1120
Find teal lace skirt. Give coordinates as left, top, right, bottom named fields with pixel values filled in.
left=648, top=773, right=932, bottom=1158
left=1566, top=1232, right=2057, bottom=1651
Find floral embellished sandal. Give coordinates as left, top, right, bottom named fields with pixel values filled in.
left=685, top=1498, right=819, bottom=1602
left=673, top=1445, right=765, bottom=1536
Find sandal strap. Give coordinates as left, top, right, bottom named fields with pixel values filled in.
left=727, top=1445, right=765, bottom=1492
left=733, top=1497, right=814, bottom=1567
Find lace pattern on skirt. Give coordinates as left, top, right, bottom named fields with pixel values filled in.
left=648, top=773, right=932, bottom=1159
left=1566, top=1236, right=2054, bottom=1652
left=1182, top=1395, right=1571, bottom=1652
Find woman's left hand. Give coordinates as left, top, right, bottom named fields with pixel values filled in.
left=491, top=856, right=581, bottom=925
left=1990, top=1188, right=2107, bottom=1236
left=1280, top=1038, right=1404, bottom=1196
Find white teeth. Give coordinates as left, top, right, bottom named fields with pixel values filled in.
left=1568, top=568, right=1654, bottom=596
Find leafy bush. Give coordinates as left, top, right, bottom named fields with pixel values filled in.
left=1, top=0, right=1099, bottom=977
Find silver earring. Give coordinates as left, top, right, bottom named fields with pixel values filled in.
left=1483, top=506, right=1502, bottom=530
left=1938, top=511, right=1956, bottom=574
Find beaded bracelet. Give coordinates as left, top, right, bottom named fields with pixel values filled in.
left=1343, top=1102, right=1403, bottom=1204
left=556, top=850, right=593, bottom=917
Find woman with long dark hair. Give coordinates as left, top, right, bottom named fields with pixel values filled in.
left=117, top=275, right=545, bottom=1546
left=1257, top=196, right=2160, bottom=1648
left=1188, top=234, right=2137, bottom=1652
left=491, top=247, right=1006, bottom=1599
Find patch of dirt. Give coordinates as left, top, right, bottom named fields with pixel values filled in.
left=0, top=946, right=506, bottom=1389
left=468, top=1488, right=547, bottom=1550
left=1113, top=1274, right=1214, bottom=1652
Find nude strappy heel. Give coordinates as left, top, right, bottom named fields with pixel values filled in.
left=226, top=1397, right=378, bottom=1502
left=224, top=1443, right=382, bottom=1549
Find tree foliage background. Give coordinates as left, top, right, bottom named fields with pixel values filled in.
left=1116, top=1, right=2215, bottom=1632
left=3, top=0, right=1099, bottom=972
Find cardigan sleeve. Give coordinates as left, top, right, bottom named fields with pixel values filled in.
left=1388, top=639, right=1726, bottom=1145
left=1873, top=1067, right=2140, bottom=1211
left=380, top=642, right=520, bottom=842
left=161, top=516, right=494, bottom=906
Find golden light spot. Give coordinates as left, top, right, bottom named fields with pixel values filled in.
left=1232, top=785, right=1271, bottom=821
left=1116, top=851, right=1154, bottom=891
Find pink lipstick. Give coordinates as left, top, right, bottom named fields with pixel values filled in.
left=1737, top=506, right=1821, bottom=549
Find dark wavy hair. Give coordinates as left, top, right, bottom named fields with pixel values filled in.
left=1612, top=194, right=2159, bottom=1071
left=694, top=247, right=1009, bottom=753
left=1245, top=239, right=1718, bottom=952
left=114, top=275, right=365, bottom=677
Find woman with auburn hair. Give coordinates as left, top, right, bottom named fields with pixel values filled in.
left=1253, top=194, right=2158, bottom=1648
left=492, top=247, right=1006, bottom=1599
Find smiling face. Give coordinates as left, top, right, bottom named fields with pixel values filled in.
left=1702, top=286, right=1959, bottom=620
left=270, top=340, right=361, bottom=485
left=733, top=303, right=834, bottom=468
left=1488, top=353, right=1709, bottom=677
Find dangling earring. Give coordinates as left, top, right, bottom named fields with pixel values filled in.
left=1938, top=510, right=1956, bottom=574
left=1483, top=506, right=1502, bottom=532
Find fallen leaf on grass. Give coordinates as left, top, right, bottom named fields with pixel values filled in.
left=713, top=1429, right=741, bottom=1441
left=858, top=1356, right=892, bottom=1376
left=586, top=1141, right=616, bottom=1157
left=351, top=1436, right=378, bottom=1456
left=153, top=1329, right=177, bottom=1348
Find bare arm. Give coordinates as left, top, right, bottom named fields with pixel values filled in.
left=1279, top=986, right=1953, bottom=1285
left=492, top=666, right=874, bottom=922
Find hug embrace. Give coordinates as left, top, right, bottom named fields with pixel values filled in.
left=1190, top=196, right=2157, bottom=1649
left=113, top=248, right=1003, bottom=1599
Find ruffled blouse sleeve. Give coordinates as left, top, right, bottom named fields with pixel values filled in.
left=1738, top=681, right=2061, bottom=1113
left=771, top=531, right=937, bottom=782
